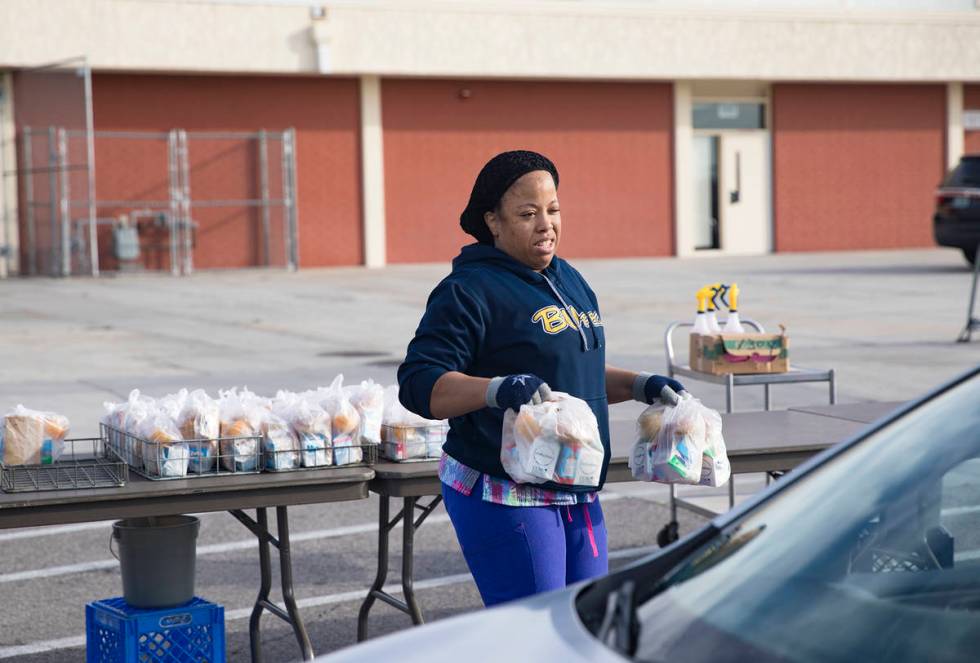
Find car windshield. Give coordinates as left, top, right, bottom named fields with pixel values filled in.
left=942, top=158, right=980, bottom=187
left=633, top=372, right=980, bottom=663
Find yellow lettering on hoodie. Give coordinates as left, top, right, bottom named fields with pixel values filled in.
left=531, top=306, right=569, bottom=335
left=532, top=306, right=602, bottom=335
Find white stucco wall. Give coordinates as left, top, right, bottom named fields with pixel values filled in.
left=1, top=1, right=980, bottom=81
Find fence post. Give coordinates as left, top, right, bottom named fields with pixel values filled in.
left=179, top=129, right=192, bottom=275
left=57, top=127, right=71, bottom=276
left=23, top=127, right=36, bottom=276
left=167, top=129, right=180, bottom=276
left=258, top=129, right=271, bottom=266
left=283, top=128, right=298, bottom=271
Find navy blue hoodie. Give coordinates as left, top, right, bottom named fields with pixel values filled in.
left=398, top=243, right=609, bottom=492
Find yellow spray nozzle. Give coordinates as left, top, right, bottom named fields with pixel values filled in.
left=695, top=286, right=710, bottom=313
left=729, top=283, right=740, bottom=311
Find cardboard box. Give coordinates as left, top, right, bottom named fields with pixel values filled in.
left=689, top=331, right=789, bottom=375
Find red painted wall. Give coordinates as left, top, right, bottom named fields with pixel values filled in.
left=772, top=83, right=946, bottom=251
left=87, top=74, right=361, bottom=270
left=965, top=84, right=980, bottom=155
left=381, top=79, right=674, bottom=264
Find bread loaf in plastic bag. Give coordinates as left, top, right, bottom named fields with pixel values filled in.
left=1, top=405, right=69, bottom=466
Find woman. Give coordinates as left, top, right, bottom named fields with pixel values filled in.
left=398, top=150, right=684, bottom=607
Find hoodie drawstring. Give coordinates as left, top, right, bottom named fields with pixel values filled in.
left=540, top=273, right=590, bottom=352
left=565, top=505, right=573, bottom=523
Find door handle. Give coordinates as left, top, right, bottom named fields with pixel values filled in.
left=730, top=151, right=741, bottom=204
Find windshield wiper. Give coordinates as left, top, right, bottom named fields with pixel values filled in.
left=596, top=579, right=639, bottom=656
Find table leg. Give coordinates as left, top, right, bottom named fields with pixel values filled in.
left=829, top=369, right=837, bottom=404
left=229, top=507, right=314, bottom=662
left=249, top=508, right=271, bottom=663
left=723, top=374, right=737, bottom=509
left=358, top=494, right=444, bottom=640
left=402, top=494, right=443, bottom=624
left=764, top=383, right=772, bottom=410
left=276, top=506, right=313, bottom=660
left=402, top=496, right=424, bottom=624
left=357, top=495, right=393, bottom=642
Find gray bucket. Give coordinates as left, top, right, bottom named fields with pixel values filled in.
left=111, top=515, right=200, bottom=608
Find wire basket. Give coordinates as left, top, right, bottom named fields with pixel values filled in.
left=102, top=422, right=378, bottom=476
left=0, top=437, right=128, bottom=493
left=380, top=422, right=448, bottom=463
left=101, top=423, right=261, bottom=480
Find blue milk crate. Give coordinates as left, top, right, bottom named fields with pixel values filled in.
left=86, top=597, right=225, bottom=663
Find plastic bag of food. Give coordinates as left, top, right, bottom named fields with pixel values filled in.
left=137, top=408, right=189, bottom=478
left=217, top=387, right=262, bottom=472
left=630, top=393, right=713, bottom=485
left=698, top=406, right=730, bottom=488
left=101, top=400, right=128, bottom=463
left=500, top=392, right=604, bottom=487
left=121, top=389, right=154, bottom=468
left=260, top=411, right=301, bottom=471
left=1, top=405, right=70, bottom=466
left=380, top=386, right=440, bottom=461
left=177, top=389, right=220, bottom=474
left=321, top=375, right=362, bottom=466
left=424, top=422, right=449, bottom=458
left=346, top=379, right=384, bottom=445
left=629, top=402, right=668, bottom=482
left=273, top=390, right=332, bottom=467
left=157, top=389, right=188, bottom=422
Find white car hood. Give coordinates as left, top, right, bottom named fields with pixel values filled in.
left=320, top=585, right=627, bottom=663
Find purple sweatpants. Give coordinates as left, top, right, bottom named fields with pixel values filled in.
left=442, top=475, right=609, bottom=607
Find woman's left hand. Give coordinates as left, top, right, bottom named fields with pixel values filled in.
left=633, top=373, right=686, bottom=404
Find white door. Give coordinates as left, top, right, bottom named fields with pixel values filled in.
left=718, top=131, right=770, bottom=255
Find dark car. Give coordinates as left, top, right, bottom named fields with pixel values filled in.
left=935, top=155, right=980, bottom=265
left=324, top=365, right=980, bottom=663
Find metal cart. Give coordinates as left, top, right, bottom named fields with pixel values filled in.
left=657, top=319, right=837, bottom=545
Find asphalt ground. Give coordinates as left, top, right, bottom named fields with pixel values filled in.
left=1, top=247, right=979, bottom=661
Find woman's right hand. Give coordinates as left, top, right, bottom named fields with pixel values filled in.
left=486, top=374, right=553, bottom=412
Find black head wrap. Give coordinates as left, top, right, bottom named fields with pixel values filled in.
left=459, top=150, right=559, bottom=244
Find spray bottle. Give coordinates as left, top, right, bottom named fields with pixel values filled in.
left=692, top=287, right=712, bottom=336
left=705, top=283, right=724, bottom=334
left=722, top=282, right=746, bottom=334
